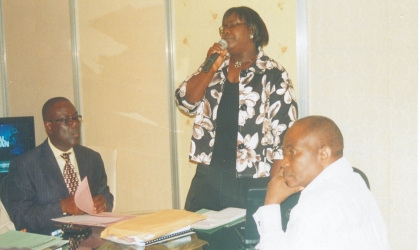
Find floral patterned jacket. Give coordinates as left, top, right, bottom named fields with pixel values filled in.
left=175, top=48, right=298, bottom=178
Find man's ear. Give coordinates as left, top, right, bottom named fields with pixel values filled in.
left=44, top=121, right=52, bottom=135
left=318, top=146, right=332, bottom=168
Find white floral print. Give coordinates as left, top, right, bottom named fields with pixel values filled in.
left=175, top=48, right=298, bottom=178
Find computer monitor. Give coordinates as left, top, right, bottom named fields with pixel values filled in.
left=0, top=116, right=36, bottom=174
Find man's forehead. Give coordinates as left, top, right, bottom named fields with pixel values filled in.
left=283, top=127, right=312, bottom=149
left=49, top=102, right=77, bottom=115
left=286, top=119, right=311, bottom=137
left=282, top=134, right=296, bottom=149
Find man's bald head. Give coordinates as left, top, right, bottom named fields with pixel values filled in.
left=292, top=116, right=344, bottom=159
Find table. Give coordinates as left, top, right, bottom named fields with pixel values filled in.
left=65, top=221, right=257, bottom=250
left=59, top=206, right=262, bottom=250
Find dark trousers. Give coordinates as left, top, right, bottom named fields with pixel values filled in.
left=184, top=164, right=269, bottom=212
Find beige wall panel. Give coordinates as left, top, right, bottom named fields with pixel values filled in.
left=307, top=0, right=417, bottom=249
left=387, top=1, right=417, bottom=248
left=77, top=0, right=172, bottom=212
left=173, top=1, right=297, bottom=206
left=3, top=0, right=73, bottom=144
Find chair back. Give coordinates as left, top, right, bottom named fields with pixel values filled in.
left=87, top=145, right=117, bottom=212
left=352, top=167, right=370, bottom=189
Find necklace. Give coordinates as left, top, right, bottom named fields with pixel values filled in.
left=233, top=56, right=257, bottom=68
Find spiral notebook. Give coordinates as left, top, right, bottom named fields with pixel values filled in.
left=104, top=226, right=195, bottom=246
left=145, top=227, right=195, bottom=246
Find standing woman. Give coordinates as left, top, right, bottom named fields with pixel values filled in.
left=175, top=6, right=298, bottom=212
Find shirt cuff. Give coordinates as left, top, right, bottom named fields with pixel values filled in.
left=253, top=204, right=282, bottom=235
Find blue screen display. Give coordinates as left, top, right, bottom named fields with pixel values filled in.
left=0, top=117, right=35, bottom=173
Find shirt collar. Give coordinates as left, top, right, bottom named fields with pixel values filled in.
left=302, top=156, right=352, bottom=193
left=47, top=137, right=75, bottom=158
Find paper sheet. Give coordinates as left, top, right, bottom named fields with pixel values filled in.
left=75, top=177, right=95, bottom=214
left=74, top=177, right=131, bottom=218
left=192, top=207, right=245, bottom=230
left=52, top=214, right=127, bottom=226
left=52, top=177, right=135, bottom=226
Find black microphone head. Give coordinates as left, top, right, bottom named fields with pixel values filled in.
left=219, top=39, right=228, bottom=50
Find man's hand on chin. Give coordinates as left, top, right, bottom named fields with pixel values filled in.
left=265, top=169, right=304, bottom=205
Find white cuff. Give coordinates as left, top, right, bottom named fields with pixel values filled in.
left=253, top=204, right=282, bottom=235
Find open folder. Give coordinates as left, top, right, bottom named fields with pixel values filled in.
left=100, top=209, right=206, bottom=246
left=52, top=177, right=134, bottom=226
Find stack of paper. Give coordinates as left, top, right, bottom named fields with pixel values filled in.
left=192, top=207, right=246, bottom=230
left=100, top=209, right=206, bottom=246
left=0, top=230, right=67, bottom=250
left=52, top=177, right=135, bottom=226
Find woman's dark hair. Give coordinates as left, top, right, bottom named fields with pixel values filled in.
left=223, top=6, right=269, bottom=49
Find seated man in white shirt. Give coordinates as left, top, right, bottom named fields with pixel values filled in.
left=253, top=115, right=390, bottom=250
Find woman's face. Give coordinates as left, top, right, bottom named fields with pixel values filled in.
left=220, top=13, right=253, bottom=54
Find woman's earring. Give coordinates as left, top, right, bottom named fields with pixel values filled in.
left=250, top=34, right=254, bottom=39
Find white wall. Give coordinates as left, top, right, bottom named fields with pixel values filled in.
left=2, top=0, right=74, bottom=143
left=76, top=0, right=173, bottom=212
left=307, top=1, right=417, bottom=249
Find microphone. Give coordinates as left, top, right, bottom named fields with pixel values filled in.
left=202, top=39, right=228, bottom=72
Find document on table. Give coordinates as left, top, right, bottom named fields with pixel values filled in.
left=101, top=209, right=206, bottom=245
left=52, top=177, right=134, bottom=226
left=192, top=207, right=246, bottom=230
left=0, top=230, right=67, bottom=250
left=52, top=214, right=128, bottom=226
left=104, top=225, right=194, bottom=247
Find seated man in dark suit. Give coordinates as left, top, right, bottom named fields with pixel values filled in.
left=6, top=97, right=113, bottom=235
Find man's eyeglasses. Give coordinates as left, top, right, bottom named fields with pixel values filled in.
left=219, top=20, right=247, bottom=37
left=50, top=115, right=82, bottom=126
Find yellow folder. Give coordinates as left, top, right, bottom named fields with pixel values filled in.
left=100, top=209, right=206, bottom=241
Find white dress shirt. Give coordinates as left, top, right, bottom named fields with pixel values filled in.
left=48, top=138, right=81, bottom=182
left=253, top=157, right=390, bottom=250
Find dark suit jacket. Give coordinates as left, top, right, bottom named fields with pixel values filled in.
left=7, top=139, right=114, bottom=234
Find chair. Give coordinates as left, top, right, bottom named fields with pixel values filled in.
left=87, top=145, right=117, bottom=212
left=280, top=167, right=370, bottom=231
left=352, top=167, right=370, bottom=189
